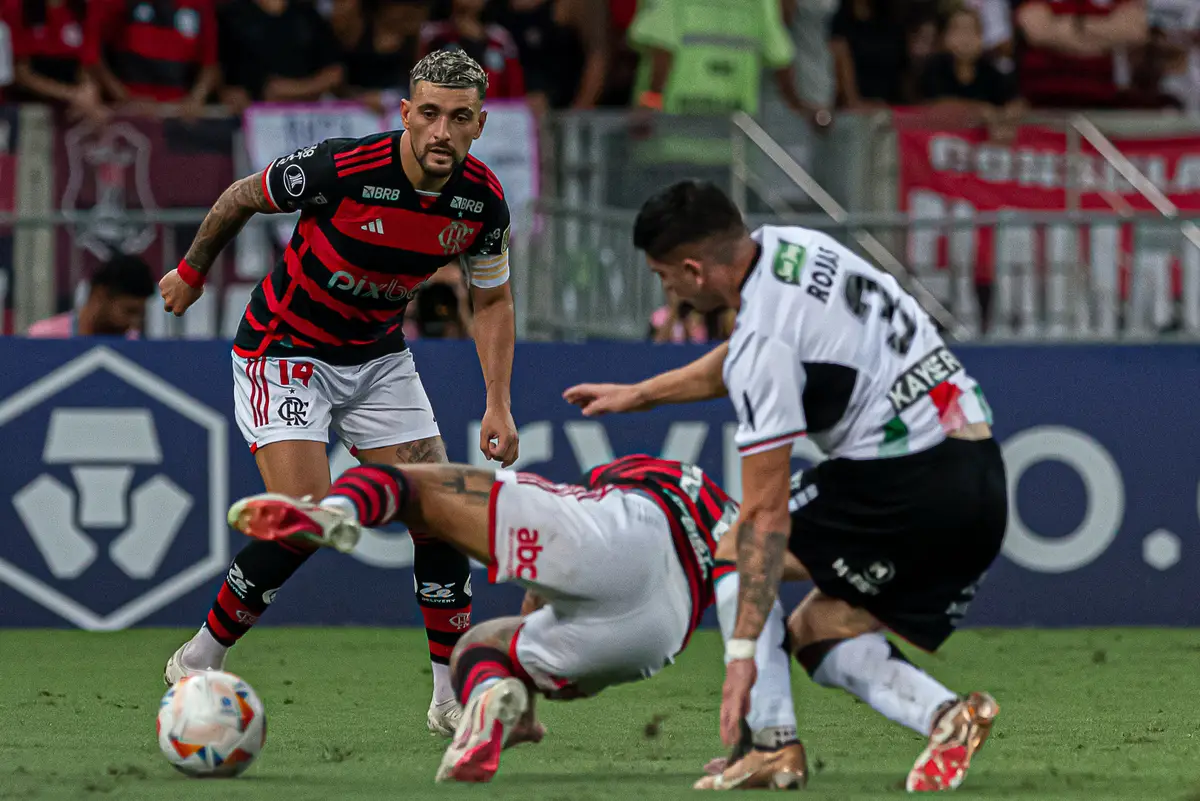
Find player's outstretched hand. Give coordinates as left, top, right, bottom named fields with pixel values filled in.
left=562, top=383, right=649, bottom=417
left=159, top=269, right=204, bottom=317
left=480, top=404, right=520, bottom=467
left=720, top=658, right=756, bottom=748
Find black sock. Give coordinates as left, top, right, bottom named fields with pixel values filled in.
left=412, top=536, right=472, bottom=664
left=204, top=538, right=316, bottom=646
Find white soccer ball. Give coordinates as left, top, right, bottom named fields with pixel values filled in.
left=156, top=671, right=266, bottom=778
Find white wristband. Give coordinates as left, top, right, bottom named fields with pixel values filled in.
left=725, top=638, right=756, bottom=661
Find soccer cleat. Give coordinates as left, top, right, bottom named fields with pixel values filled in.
left=693, top=742, right=808, bottom=791
left=163, top=642, right=225, bottom=687
left=227, top=493, right=362, bottom=554
left=435, top=678, right=529, bottom=783
left=906, top=691, right=999, bottom=792
left=427, top=697, right=464, bottom=738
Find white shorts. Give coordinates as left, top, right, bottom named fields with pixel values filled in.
left=231, top=350, right=440, bottom=453
left=487, top=471, right=692, bottom=699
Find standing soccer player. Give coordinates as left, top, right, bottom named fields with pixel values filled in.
left=157, top=50, right=519, bottom=736
left=565, top=181, right=1006, bottom=792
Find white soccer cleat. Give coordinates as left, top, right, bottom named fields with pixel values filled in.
left=163, top=642, right=225, bottom=687
left=427, top=697, right=464, bottom=737
left=435, top=678, right=529, bottom=783
left=226, top=493, right=362, bottom=554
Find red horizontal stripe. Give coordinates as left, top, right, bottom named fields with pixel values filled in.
left=334, top=140, right=391, bottom=161
left=465, top=156, right=504, bottom=199
left=329, top=199, right=483, bottom=255
left=334, top=148, right=394, bottom=169
left=123, top=24, right=206, bottom=63
left=284, top=243, right=399, bottom=323
left=429, top=641, right=455, bottom=660
left=244, top=304, right=268, bottom=331
left=298, top=217, right=431, bottom=289
left=337, top=157, right=392, bottom=177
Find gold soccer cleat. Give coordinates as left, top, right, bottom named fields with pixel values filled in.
left=906, top=691, right=999, bottom=792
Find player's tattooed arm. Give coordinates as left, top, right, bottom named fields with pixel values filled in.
left=730, top=446, right=794, bottom=642
left=733, top=520, right=788, bottom=640
left=181, top=172, right=276, bottom=277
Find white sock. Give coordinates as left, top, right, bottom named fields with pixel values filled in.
left=431, top=662, right=456, bottom=705
left=810, top=632, right=956, bottom=736
left=319, top=495, right=358, bottom=521
left=183, top=626, right=228, bottom=669
left=715, top=573, right=798, bottom=747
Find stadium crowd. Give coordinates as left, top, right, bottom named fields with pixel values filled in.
left=0, top=0, right=1193, bottom=123
left=3, top=0, right=1195, bottom=341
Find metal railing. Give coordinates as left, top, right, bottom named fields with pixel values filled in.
left=524, top=202, right=1200, bottom=341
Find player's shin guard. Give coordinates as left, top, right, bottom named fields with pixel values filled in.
left=322, top=464, right=410, bottom=526
left=451, top=645, right=514, bottom=705
left=713, top=561, right=799, bottom=750
left=205, top=538, right=316, bottom=647
left=414, top=535, right=473, bottom=702
left=796, top=632, right=956, bottom=736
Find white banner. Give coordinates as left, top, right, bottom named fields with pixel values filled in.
left=242, top=101, right=538, bottom=248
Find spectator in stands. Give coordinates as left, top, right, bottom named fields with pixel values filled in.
left=332, top=0, right=430, bottom=112
left=83, top=0, right=219, bottom=117
left=413, top=281, right=469, bottom=338
left=963, top=0, right=1016, bottom=72
left=598, top=0, right=637, bottom=106
left=419, top=0, right=525, bottom=99
left=495, top=0, right=607, bottom=112
left=648, top=293, right=735, bottom=344
left=1015, top=0, right=1148, bottom=109
left=919, top=6, right=1024, bottom=138
left=26, top=253, right=154, bottom=338
left=831, top=0, right=910, bottom=107
left=780, top=0, right=839, bottom=116
left=219, top=0, right=345, bottom=113
left=5, top=0, right=106, bottom=122
left=1136, top=0, right=1200, bottom=112
left=628, top=0, right=826, bottom=126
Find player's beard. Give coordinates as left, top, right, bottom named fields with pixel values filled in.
left=419, top=145, right=461, bottom=178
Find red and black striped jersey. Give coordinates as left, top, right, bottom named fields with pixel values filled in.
left=233, top=131, right=511, bottom=365
left=584, top=455, right=737, bottom=647
left=83, top=0, right=218, bottom=102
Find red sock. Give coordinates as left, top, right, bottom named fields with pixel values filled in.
left=451, top=645, right=514, bottom=704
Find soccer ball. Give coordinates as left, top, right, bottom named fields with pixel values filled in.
left=156, top=671, right=266, bottom=778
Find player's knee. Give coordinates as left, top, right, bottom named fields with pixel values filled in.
left=787, top=591, right=879, bottom=656
left=448, top=616, right=522, bottom=674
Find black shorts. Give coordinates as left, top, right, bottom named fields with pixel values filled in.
left=788, top=437, right=1007, bottom=652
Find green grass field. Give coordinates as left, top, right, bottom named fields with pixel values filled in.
left=3, top=628, right=1199, bottom=800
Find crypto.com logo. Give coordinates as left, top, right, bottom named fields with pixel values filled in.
left=0, top=347, right=228, bottom=630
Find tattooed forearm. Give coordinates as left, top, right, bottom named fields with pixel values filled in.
left=733, top=517, right=789, bottom=641
left=182, top=173, right=276, bottom=275
left=394, top=435, right=448, bottom=465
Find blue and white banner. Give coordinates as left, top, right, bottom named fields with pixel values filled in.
left=0, top=340, right=1197, bottom=629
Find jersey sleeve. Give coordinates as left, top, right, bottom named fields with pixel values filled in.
left=261, top=139, right=343, bottom=213
left=724, top=331, right=807, bottom=457
left=461, top=192, right=512, bottom=289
